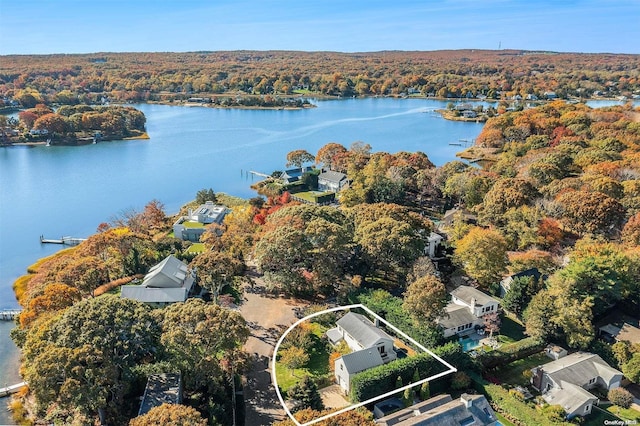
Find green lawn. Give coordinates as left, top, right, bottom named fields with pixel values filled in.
left=495, top=412, right=517, bottom=426
left=499, top=314, right=526, bottom=343
left=182, top=221, right=205, bottom=228
left=275, top=322, right=331, bottom=393
left=292, top=190, right=334, bottom=204
left=584, top=406, right=620, bottom=426
left=186, top=243, right=205, bottom=254
left=606, top=405, right=640, bottom=422
left=493, top=352, right=549, bottom=386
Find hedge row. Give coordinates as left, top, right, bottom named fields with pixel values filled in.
left=476, top=337, right=545, bottom=369
left=349, top=342, right=468, bottom=402
left=468, top=372, right=567, bottom=426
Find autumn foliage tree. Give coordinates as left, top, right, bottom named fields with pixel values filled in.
left=453, top=227, right=508, bottom=289
left=129, top=403, right=207, bottom=426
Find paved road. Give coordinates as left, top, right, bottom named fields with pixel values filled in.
left=239, top=265, right=308, bottom=425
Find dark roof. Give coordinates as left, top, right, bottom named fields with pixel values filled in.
left=337, top=312, right=394, bottom=348
left=339, top=348, right=384, bottom=374
left=138, top=373, right=182, bottom=416
left=437, top=304, right=476, bottom=330
left=508, top=268, right=542, bottom=281
left=376, top=393, right=497, bottom=426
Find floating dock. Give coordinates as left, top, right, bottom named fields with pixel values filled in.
left=40, top=235, right=86, bottom=246
left=0, top=382, right=27, bottom=398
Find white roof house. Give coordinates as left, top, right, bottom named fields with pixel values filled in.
left=329, top=312, right=398, bottom=393
left=531, top=352, right=623, bottom=419
left=335, top=349, right=384, bottom=393
left=172, top=201, right=229, bottom=241
left=121, top=255, right=194, bottom=305
left=318, top=170, right=348, bottom=192
left=437, top=286, right=500, bottom=338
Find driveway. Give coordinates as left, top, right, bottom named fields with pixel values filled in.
left=239, top=263, right=308, bottom=425
left=319, top=384, right=350, bottom=410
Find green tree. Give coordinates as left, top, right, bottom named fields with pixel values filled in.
left=280, top=346, right=310, bottom=375
left=129, top=403, right=208, bottom=426
left=622, top=353, right=640, bottom=383
left=403, top=275, right=448, bottom=323
left=287, top=376, right=324, bottom=412
left=160, top=299, right=249, bottom=390
left=502, top=275, right=544, bottom=319
left=450, top=371, right=471, bottom=390
left=195, top=188, right=217, bottom=204
left=453, top=227, right=508, bottom=289
left=189, top=250, right=244, bottom=302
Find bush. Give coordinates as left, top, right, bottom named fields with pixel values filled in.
left=608, top=387, right=633, bottom=409
left=349, top=342, right=465, bottom=402
left=451, top=371, right=471, bottom=390
left=475, top=337, right=545, bottom=369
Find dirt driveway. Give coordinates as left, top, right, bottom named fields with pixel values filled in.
left=239, top=265, right=308, bottom=425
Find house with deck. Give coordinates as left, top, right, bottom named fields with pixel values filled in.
left=327, top=312, right=397, bottom=393
left=531, top=352, right=623, bottom=419
left=172, top=201, right=228, bottom=242
left=437, top=286, right=500, bottom=338
left=121, top=255, right=195, bottom=306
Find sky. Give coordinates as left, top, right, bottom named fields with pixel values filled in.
left=0, top=0, right=639, bottom=55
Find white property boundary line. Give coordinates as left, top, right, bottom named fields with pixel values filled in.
left=271, top=303, right=457, bottom=426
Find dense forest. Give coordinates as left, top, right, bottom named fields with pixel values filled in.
left=8, top=100, right=640, bottom=425
left=1, top=50, right=639, bottom=105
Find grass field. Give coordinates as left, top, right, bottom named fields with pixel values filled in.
left=493, top=352, right=548, bottom=386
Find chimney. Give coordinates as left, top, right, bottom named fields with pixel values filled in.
left=460, top=393, right=473, bottom=408
left=374, top=318, right=380, bottom=327
left=470, top=297, right=477, bottom=314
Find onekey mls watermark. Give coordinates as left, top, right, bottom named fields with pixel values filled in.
left=604, top=420, right=638, bottom=425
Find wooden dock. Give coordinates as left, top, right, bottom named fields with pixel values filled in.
left=248, top=170, right=272, bottom=179
left=40, top=235, right=86, bottom=246
left=0, top=382, right=27, bottom=398
left=0, top=310, right=21, bottom=321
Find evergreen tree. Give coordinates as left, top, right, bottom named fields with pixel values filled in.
left=287, top=376, right=324, bottom=412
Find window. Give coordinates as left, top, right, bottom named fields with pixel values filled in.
left=588, top=377, right=596, bottom=385
left=584, top=404, right=591, bottom=413
left=340, top=364, right=343, bottom=371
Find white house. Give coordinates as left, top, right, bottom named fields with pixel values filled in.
left=327, top=312, right=397, bottom=393
left=437, top=286, right=500, bottom=338
left=334, top=349, right=384, bottom=394
left=172, top=201, right=228, bottom=242
left=317, top=170, right=348, bottom=192
left=121, top=255, right=195, bottom=305
left=426, top=232, right=444, bottom=259
left=531, top=352, right=623, bottom=419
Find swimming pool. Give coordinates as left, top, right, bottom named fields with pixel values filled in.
left=459, top=337, right=480, bottom=352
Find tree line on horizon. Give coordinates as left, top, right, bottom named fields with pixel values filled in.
left=1, top=50, right=639, bottom=105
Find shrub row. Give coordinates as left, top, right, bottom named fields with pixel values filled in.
left=476, top=337, right=545, bottom=369
left=349, top=342, right=468, bottom=402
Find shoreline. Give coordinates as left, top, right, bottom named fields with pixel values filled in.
left=4, top=132, right=150, bottom=147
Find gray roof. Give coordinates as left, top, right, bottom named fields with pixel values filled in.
left=143, top=255, right=191, bottom=288
left=318, top=170, right=347, bottom=183
left=138, top=373, right=182, bottom=415
left=376, top=393, right=498, bottom=426
left=120, top=286, right=189, bottom=303
left=451, top=285, right=498, bottom=308
left=542, top=352, right=622, bottom=388
left=339, top=348, right=384, bottom=374
left=437, top=304, right=477, bottom=330
left=600, top=323, right=640, bottom=344
left=326, top=327, right=343, bottom=345
left=337, top=312, right=394, bottom=348
left=543, top=381, right=596, bottom=416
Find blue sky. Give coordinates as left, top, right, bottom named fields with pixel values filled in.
left=0, top=0, right=638, bottom=54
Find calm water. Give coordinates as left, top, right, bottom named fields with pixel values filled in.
left=0, top=97, right=636, bottom=423
left=0, top=97, right=486, bottom=422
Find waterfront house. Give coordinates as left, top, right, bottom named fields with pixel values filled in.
left=172, top=201, right=228, bottom=242
left=317, top=170, right=348, bottom=192
left=138, top=373, right=183, bottom=416
left=280, top=166, right=312, bottom=184
left=437, top=286, right=500, bottom=338
left=462, top=110, right=477, bottom=118
left=375, top=393, right=498, bottom=425
left=531, top=352, right=623, bottom=419
left=327, top=312, right=397, bottom=393
left=121, top=255, right=195, bottom=305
